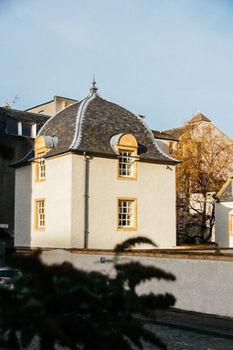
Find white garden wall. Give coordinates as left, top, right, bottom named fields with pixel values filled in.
left=42, top=250, right=233, bottom=318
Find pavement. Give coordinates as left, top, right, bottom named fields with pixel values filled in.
left=143, top=308, right=233, bottom=340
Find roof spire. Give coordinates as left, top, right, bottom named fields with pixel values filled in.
left=90, top=74, right=98, bottom=93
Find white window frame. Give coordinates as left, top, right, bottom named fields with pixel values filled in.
left=36, top=200, right=45, bottom=230
left=38, top=152, right=46, bottom=180
left=118, top=149, right=135, bottom=178
left=31, top=123, right=37, bottom=138
left=118, top=198, right=137, bottom=231
left=18, top=122, right=22, bottom=136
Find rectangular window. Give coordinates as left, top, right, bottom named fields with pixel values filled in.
left=38, top=153, right=46, bottom=180
left=35, top=200, right=45, bottom=229
left=6, top=118, right=18, bottom=135
left=118, top=199, right=137, bottom=230
left=119, top=150, right=134, bottom=177
left=22, top=123, right=32, bottom=137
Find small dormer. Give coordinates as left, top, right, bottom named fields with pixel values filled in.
left=34, top=135, right=58, bottom=181
left=110, top=133, right=138, bottom=180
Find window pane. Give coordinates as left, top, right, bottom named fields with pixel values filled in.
left=118, top=200, right=135, bottom=228
left=37, top=200, right=45, bottom=229
left=119, top=150, right=134, bottom=177
left=6, top=118, right=18, bottom=135
left=22, top=123, right=32, bottom=137
left=38, top=153, right=46, bottom=179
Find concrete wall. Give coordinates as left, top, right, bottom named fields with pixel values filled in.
left=215, top=201, right=233, bottom=247
left=41, top=250, right=233, bottom=318
left=71, top=154, right=176, bottom=249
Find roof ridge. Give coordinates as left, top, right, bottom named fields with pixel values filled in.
left=69, top=91, right=98, bottom=149
left=73, top=94, right=178, bottom=163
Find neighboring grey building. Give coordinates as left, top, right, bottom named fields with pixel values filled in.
left=215, top=176, right=233, bottom=247
left=14, top=83, right=178, bottom=250
left=0, top=107, right=50, bottom=236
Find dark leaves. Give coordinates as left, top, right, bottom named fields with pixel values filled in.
left=114, top=236, right=157, bottom=254
left=116, top=262, right=175, bottom=291
left=139, top=293, right=176, bottom=310
left=0, top=238, right=175, bottom=349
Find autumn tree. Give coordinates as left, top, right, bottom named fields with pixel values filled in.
left=173, top=122, right=233, bottom=242
left=0, top=237, right=176, bottom=350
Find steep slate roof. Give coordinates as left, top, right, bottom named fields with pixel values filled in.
left=0, top=107, right=50, bottom=136
left=38, top=88, right=177, bottom=164
left=162, top=126, right=185, bottom=139
left=152, top=130, right=178, bottom=141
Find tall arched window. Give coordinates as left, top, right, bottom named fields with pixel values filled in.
left=110, top=133, right=138, bottom=180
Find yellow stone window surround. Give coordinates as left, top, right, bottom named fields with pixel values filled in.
left=34, top=198, right=45, bottom=231
left=117, top=197, right=137, bottom=232
left=34, top=136, right=50, bottom=182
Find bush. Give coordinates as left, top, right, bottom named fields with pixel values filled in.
left=0, top=237, right=176, bottom=349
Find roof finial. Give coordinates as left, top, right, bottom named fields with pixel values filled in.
left=90, top=74, right=98, bottom=93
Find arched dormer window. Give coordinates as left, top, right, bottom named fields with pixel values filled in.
left=110, top=133, right=138, bottom=180
left=34, top=135, right=58, bottom=181
left=34, top=136, right=49, bottom=181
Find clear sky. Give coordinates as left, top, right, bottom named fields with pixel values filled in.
left=0, top=0, right=233, bottom=135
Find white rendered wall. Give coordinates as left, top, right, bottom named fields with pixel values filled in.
left=215, top=201, right=233, bottom=247
left=15, top=154, right=176, bottom=249
left=71, top=155, right=176, bottom=249
left=41, top=251, right=233, bottom=318
left=71, top=154, right=85, bottom=248
left=15, top=154, right=73, bottom=248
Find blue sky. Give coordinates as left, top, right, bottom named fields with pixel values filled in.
left=0, top=0, right=233, bottom=135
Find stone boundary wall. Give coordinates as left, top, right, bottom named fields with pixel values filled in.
left=41, top=250, right=233, bottom=318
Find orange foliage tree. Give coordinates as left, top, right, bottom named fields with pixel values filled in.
left=173, top=123, right=233, bottom=242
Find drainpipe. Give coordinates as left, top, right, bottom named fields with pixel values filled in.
left=83, top=153, right=90, bottom=249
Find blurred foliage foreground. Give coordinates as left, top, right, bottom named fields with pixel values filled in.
left=0, top=237, right=176, bottom=350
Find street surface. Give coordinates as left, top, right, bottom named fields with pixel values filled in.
left=145, top=324, right=233, bottom=350
left=142, top=309, right=233, bottom=350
